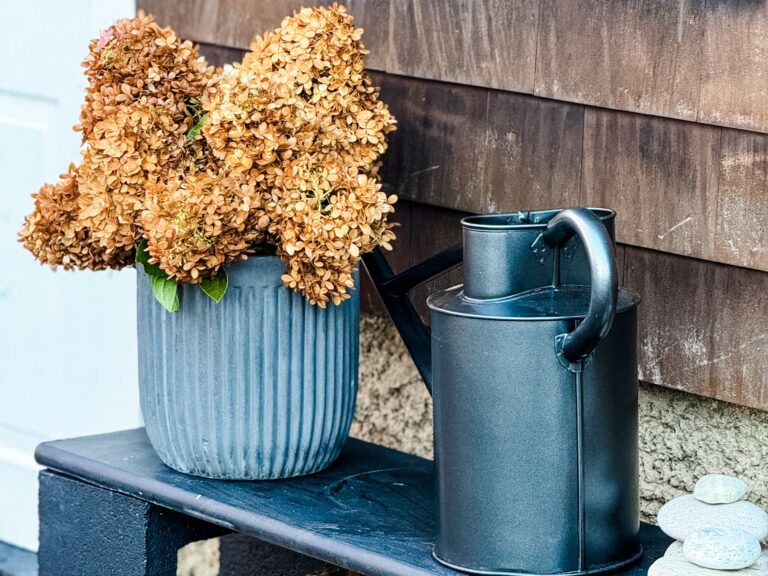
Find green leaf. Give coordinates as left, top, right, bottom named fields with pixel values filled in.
left=151, top=276, right=180, bottom=313
left=200, top=270, right=228, bottom=303
left=135, top=239, right=165, bottom=279
left=186, top=113, right=208, bottom=140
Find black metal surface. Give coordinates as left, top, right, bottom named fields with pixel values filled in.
left=460, top=209, right=615, bottom=301
left=426, top=285, right=639, bottom=321
left=35, top=429, right=668, bottom=576
left=429, top=306, right=640, bottom=575
left=361, top=246, right=462, bottom=391
left=383, top=246, right=463, bottom=296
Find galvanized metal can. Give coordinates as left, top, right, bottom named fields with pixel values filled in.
left=428, top=209, right=641, bottom=575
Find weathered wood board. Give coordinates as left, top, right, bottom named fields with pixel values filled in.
left=196, top=42, right=244, bottom=67
left=141, top=0, right=332, bottom=49
left=377, top=73, right=766, bottom=272
left=535, top=0, right=706, bottom=124
left=372, top=0, right=539, bottom=93
left=535, top=0, right=768, bottom=134
left=581, top=109, right=768, bottom=272
left=580, top=109, right=722, bottom=265
left=375, top=73, right=584, bottom=214
left=698, top=1, right=768, bottom=134
left=140, top=0, right=539, bottom=94
left=625, top=246, right=768, bottom=411
left=142, top=0, right=767, bottom=133
left=715, top=129, right=768, bottom=271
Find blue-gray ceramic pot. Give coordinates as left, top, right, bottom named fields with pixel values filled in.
left=137, top=255, right=360, bottom=479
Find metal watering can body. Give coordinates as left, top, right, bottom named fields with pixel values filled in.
left=362, top=208, right=641, bottom=576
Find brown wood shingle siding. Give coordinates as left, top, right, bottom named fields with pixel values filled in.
left=142, top=0, right=768, bottom=134
left=626, top=245, right=768, bottom=410
left=142, top=4, right=768, bottom=410
left=376, top=74, right=585, bottom=214
left=580, top=109, right=723, bottom=265
left=375, top=73, right=767, bottom=272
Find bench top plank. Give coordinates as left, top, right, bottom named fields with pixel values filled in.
left=36, top=429, right=669, bottom=576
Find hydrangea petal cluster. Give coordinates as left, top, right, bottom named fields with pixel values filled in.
left=199, top=4, right=397, bottom=306
left=75, top=15, right=214, bottom=255
left=21, top=15, right=214, bottom=268
left=20, top=6, right=398, bottom=308
left=18, top=164, right=133, bottom=270
left=142, top=164, right=267, bottom=280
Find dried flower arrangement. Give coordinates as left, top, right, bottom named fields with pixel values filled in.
left=20, top=5, right=396, bottom=310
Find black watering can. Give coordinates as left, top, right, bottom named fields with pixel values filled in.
left=362, top=207, right=641, bottom=575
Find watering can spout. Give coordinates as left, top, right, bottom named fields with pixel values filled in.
left=361, top=245, right=462, bottom=394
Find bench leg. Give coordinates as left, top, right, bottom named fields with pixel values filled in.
left=38, top=470, right=227, bottom=576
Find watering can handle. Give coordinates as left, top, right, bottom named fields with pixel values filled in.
left=542, top=208, right=618, bottom=367
left=361, top=245, right=463, bottom=394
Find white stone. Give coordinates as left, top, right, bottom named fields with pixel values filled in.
left=649, top=542, right=768, bottom=576
left=657, top=495, right=768, bottom=541
left=683, top=528, right=761, bottom=570
left=694, top=474, right=749, bottom=504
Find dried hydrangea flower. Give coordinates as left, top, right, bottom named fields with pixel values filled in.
left=77, top=15, right=212, bottom=143
left=273, top=160, right=397, bottom=306
left=74, top=16, right=215, bottom=252
left=197, top=4, right=397, bottom=305
left=20, top=8, right=398, bottom=308
left=141, top=160, right=267, bottom=282
left=19, top=164, right=133, bottom=270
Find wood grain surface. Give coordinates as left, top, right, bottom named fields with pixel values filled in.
left=698, top=1, right=768, bottom=133
left=142, top=0, right=767, bottom=133
left=535, top=0, right=706, bottom=123
left=375, top=73, right=584, bottom=214
left=580, top=109, right=722, bottom=264
left=375, top=73, right=768, bottom=272
left=625, top=245, right=768, bottom=411
left=37, top=429, right=672, bottom=576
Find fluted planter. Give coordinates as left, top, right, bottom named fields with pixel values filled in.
left=137, top=255, right=360, bottom=479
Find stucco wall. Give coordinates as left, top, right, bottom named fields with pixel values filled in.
left=352, top=314, right=768, bottom=522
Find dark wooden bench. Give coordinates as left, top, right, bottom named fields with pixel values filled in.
left=35, top=428, right=670, bottom=575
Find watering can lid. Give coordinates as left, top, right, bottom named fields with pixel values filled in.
left=427, top=284, right=640, bottom=321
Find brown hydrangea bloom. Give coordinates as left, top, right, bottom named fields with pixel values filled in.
left=273, top=158, right=396, bottom=306
left=75, top=16, right=215, bottom=253
left=204, top=4, right=394, bottom=174
left=141, top=160, right=268, bottom=282
left=196, top=4, right=397, bottom=305
left=77, top=15, right=212, bottom=143
left=21, top=8, right=398, bottom=308
left=19, top=164, right=133, bottom=270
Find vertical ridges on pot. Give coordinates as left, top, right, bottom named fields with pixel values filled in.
left=230, top=285, right=244, bottom=477
left=138, top=259, right=360, bottom=479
